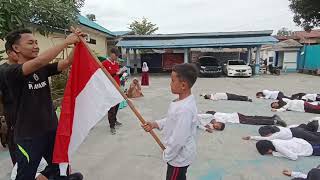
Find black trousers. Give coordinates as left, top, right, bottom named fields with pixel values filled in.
left=7, top=128, right=16, bottom=165
left=166, top=163, right=189, bottom=180
left=226, top=93, right=249, bottom=101
left=305, top=120, right=320, bottom=132
left=291, top=93, right=306, bottom=100
left=291, top=127, right=320, bottom=144
left=15, top=130, right=59, bottom=180
left=277, top=91, right=291, bottom=100
left=238, top=113, right=276, bottom=125
left=108, top=104, right=119, bottom=129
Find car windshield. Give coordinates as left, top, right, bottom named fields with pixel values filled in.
left=199, top=57, right=219, bottom=66
left=228, top=60, right=246, bottom=65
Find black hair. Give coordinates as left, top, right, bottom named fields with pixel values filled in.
left=306, top=120, right=318, bottom=132
left=206, top=111, right=216, bottom=115
left=256, top=140, right=275, bottom=155
left=256, top=92, right=264, bottom=97
left=258, top=126, right=280, bottom=136
left=219, top=122, right=225, bottom=131
left=271, top=100, right=287, bottom=109
left=5, top=29, right=32, bottom=52
left=172, top=63, right=198, bottom=88
left=110, top=48, right=119, bottom=56
left=214, top=122, right=225, bottom=131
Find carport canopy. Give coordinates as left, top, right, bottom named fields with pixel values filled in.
left=116, top=30, right=278, bottom=49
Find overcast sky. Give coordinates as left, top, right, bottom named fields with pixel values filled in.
left=80, top=0, right=302, bottom=34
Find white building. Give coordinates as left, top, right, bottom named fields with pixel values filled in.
left=261, top=39, right=302, bottom=72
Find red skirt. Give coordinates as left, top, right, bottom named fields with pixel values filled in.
left=141, top=72, right=149, bottom=86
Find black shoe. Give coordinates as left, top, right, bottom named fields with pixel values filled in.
left=69, top=172, right=83, bottom=180
left=248, top=99, right=253, bottom=102
left=52, top=173, right=83, bottom=180
left=115, top=121, right=122, bottom=127
left=273, top=115, right=287, bottom=127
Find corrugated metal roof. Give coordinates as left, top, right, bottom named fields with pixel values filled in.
left=123, top=30, right=274, bottom=39
left=117, top=35, right=278, bottom=49
left=78, top=15, right=115, bottom=37
left=113, top=31, right=132, bottom=36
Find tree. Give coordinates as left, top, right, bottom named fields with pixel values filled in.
left=0, top=0, right=85, bottom=39
left=289, top=0, right=320, bottom=31
left=86, top=14, right=96, bottom=21
left=128, top=17, right=159, bottom=35
left=277, top=27, right=293, bottom=36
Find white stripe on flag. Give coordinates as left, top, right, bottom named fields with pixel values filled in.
left=68, top=68, right=123, bottom=157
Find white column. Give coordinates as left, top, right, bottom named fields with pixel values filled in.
left=247, top=48, right=251, bottom=64
left=255, top=46, right=261, bottom=74
left=184, top=48, right=189, bottom=63
left=133, top=49, right=137, bottom=74
left=126, top=48, right=130, bottom=67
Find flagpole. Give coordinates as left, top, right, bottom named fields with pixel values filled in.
left=79, top=38, right=165, bottom=151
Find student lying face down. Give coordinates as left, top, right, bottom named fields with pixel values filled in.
left=198, top=111, right=286, bottom=133
left=271, top=98, right=320, bottom=114
left=255, top=138, right=320, bottom=160
left=243, top=125, right=320, bottom=143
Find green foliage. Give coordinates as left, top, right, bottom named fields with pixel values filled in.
left=51, top=67, right=69, bottom=101
left=277, top=27, right=293, bottom=36
left=0, top=0, right=85, bottom=39
left=86, top=14, right=96, bottom=21
left=289, top=0, right=320, bottom=31
left=0, top=50, right=5, bottom=61
left=128, top=17, right=159, bottom=35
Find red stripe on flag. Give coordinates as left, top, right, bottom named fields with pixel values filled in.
left=53, top=41, right=100, bottom=163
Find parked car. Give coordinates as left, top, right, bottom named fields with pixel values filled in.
left=224, top=60, right=252, bottom=77
left=197, top=56, right=222, bottom=77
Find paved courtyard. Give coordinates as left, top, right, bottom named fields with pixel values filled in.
left=0, top=73, right=320, bottom=180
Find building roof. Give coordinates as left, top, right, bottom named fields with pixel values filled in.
left=113, top=31, right=133, bottom=36
left=117, top=30, right=278, bottom=49
left=78, top=15, right=115, bottom=37
left=274, top=35, right=300, bottom=41
left=274, top=39, right=303, bottom=48
left=294, top=29, right=320, bottom=38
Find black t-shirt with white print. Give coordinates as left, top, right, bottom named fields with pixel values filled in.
left=4, top=63, right=60, bottom=139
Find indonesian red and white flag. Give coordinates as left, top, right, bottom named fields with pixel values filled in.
left=53, top=41, right=124, bottom=175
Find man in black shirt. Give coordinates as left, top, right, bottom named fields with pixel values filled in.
left=0, top=49, right=19, bottom=165
left=3, top=29, right=81, bottom=180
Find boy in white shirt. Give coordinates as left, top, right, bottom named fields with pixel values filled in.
left=201, top=92, right=252, bottom=102
left=271, top=99, right=320, bottom=114
left=256, top=90, right=290, bottom=100
left=142, top=63, right=199, bottom=180
left=255, top=138, right=320, bottom=160
left=198, top=111, right=286, bottom=132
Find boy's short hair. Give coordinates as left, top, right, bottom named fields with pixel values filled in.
left=256, top=140, right=275, bottom=155
left=258, top=126, right=280, bottom=136
left=218, top=122, right=225, bottom=131
left=172, top=63, right=198, bottom=88
left=256, top=92, right=263, bottom=97
left=270, top=102, right=278, bottom=108
left=5, top=29, right=32, bottom=52
left=110, top=48, right=119, bottom=56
